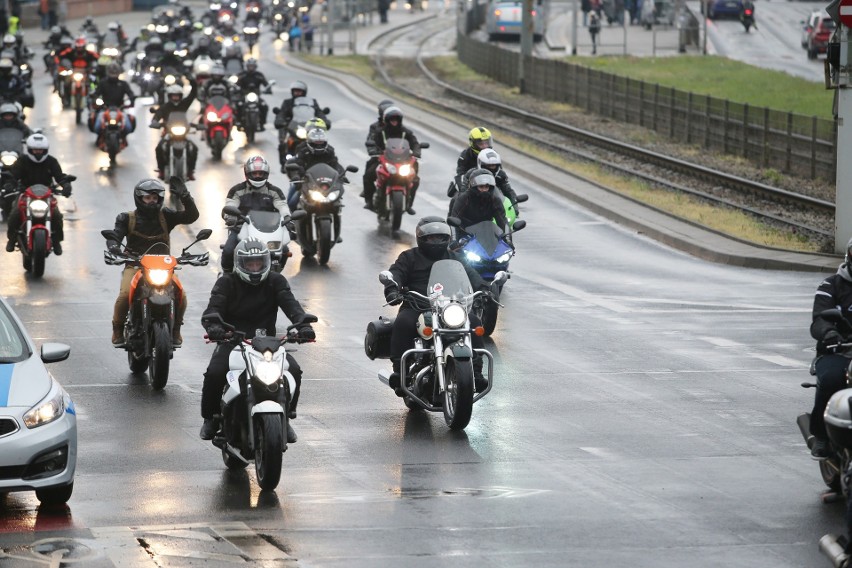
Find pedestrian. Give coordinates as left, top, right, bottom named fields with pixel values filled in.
left=581, top=0, right=591, bottom=26
left=38, top=0, right=48, bottom=30
left=588, top=11, right=601, bottom=54
left=378, top=0, right=390, bottom=23
left=48, top=0, right=58, bottom=27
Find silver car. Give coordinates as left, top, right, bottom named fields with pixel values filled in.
left=0, top=296, right=76, bottom=505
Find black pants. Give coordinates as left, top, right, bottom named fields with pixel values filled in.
left=811, top=354, right=851, bottom=439
left=155, top=139, right=198, bottom=173
left=390, top=308, right=484, bottom=373
left=220, top=229, right=240, bottom=273
left=7, top=206, right=64, bottom=243
left=201, top=343, right=303, bottom=419
left=362, top=156, right=378, bottom=204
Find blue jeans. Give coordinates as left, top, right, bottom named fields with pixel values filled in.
left=287, top=182, right=300, bottom=211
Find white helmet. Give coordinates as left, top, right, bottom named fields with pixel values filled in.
left=165, top=84, right=183, bottom=104
left=243, top=155, right=270, bottom=188
left=25, top=133, right=49, bottom=163
left=477, top=148, right=502, bottom=174
left=3, top=34, right=15, bottom=47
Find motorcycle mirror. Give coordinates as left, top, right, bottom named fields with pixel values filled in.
left=514, top=193, right=529, bottom=204
left=268, top=79, right=277, bottom=86
left=322, top=107, right=330, bottom=115
left=446, top=216, right=462, bottom=228
left=196, top=228, right=213, bottom=240
left=285, top=162, right=301, bottom=173
left=510, top=219, right=527, bottom=232
left=420, top=142, right=430, bottom=149
left=345, top=164, right=359, bottom=173
left=492, top=271, right=509, bottom=286
left=101, top=229, right=119, bottom=241
left=379, top=271, right=395, bottom=286
left=290, top=209, right=307, bottom=221
left=272, top=107, right=279, bottom=114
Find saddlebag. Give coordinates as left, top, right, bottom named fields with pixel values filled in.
left=364, top=316, right=394, bottom=360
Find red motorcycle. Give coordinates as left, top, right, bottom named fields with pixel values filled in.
left=94, top=102, right=135, bottom=166
left=374, top=138, right=429, bottom=232
left=9, top=175, right=76, bottom=278
left=201, top=94, right=234, bottom=161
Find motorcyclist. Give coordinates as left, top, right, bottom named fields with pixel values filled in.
left=361, top=98, right=394, bottom=211
left=370, top=106, right=422, bottom=215
left=382, top=216, right=490, bottom=395
left=200, top=63, right=232, bottom=102
left=273, top=80, right=330, bottom=131
left=448, top=126, right=493, bottom=197
left=5, top=134, right=72, bottom=256
left=741, top=0, right=757, bottom=29
left=141, top=36, right=165, bottom=67
left=285, top=128, right=347, bottom=211
left=0, top=102, right=30, bottom=136
left=57, top=36, right=99, bottom=71
left=451, top=148, right=519, bottom=217
left=235, top=58, right=270, bottom=129
left=449, top=169, right=509, bottom=232
left=150, top=81, right=198, bottom=180
left=80, top=17, right=100, bottom=37
left=91, top=62, right=136, bottom=137
left=808, top=241, right=852, bottom=458
left=1, top=33, right=23, bottom=62
left=105, top=177, right=199, bottom=347
left=189, top=35, right=215, bottom=60
left=107, top=21, right=128, bottom=48
left=0, top=58, right=26, bottom=104
left=158, top=41, right=186, bottom=73
left=221, top=155, right=290, bottom=273
left=200, top=237, right=316, bottom=442
left=44, top=25, right=71, bottom=50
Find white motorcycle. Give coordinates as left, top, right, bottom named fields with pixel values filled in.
left=222, top=205, right=305, bottom=272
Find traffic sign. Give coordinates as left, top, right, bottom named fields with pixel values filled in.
left=840, top=0, right=852, bottom=28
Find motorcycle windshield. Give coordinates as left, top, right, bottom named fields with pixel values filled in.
left=224, top=59, right=243, bottom=74
left=463, top=220, right=502, bottom=256
left=384, top=138, right=411, bottom=165
left=291, top=100, right=315, bottom=124
left=208, top=95, right=230, bottom=110
left=28, top=184, right=50, bottom=198
left=166, top=111, right=188, bottom=128
left=246, top=210, right=281, bottom=232
left=428, top=259, right=474, bottom=310
left=304, top=163, right=340, bottom=193
left=101, top=32, right=122, bottom=48
left=0, top=129, right=23, bottom=154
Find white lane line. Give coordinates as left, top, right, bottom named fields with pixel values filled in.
left=515, top=273, right=633, bottom=313
left=747, top=352, right=808, bottom=368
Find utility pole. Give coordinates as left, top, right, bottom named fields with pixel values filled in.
left=571, top=0, right=578, bottom=55
left=827, top=0, right=852, bottom=251
left=519, top=0, right=534, bottom=93
left=328, top=0, right=336, bottom=55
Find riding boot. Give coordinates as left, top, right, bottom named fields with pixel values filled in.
left=111, top=323, right=124, bottom=346
left=473, top=355, right=487, bottom=393
left=172, top=322, right=183, bottom=347
left=289, top=378, right=300, bottom=419
left=406, top=182, right=418, bottom=215
left=389, top=358, right=403, bottom=396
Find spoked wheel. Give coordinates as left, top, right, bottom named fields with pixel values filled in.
left=442, top=357, right=474, bottom=430
left=316, top=218, right=332, bottom=265
left=149, top=321, right=172, bottom=390
left=390, top=191, right=404, bottom=232
left=31, top=230, right=46, bottom=278
left=254, top=414, right=284, bottom=490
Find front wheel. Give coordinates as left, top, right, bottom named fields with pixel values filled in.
left=149, top=321, right=172, bottom=390
left=31, top=230, right=46, bottom=278
left=390, top=191, right=404, bottom=232
left=212, top=131, right=225, bottom=161
left=481, top=301, right=499, bottom=337
left=442, top=357, right=474, bottom=431
left=35, top=482, right=73, bottom=505
left=316, top=218, right=332, bottom=265
left=254, top=414, right=284, bottom=490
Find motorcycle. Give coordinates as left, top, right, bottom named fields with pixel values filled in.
left=741, top=6, right=755, bottom=32
left=243, top=20, right=260, bottom=51
left=449, top=212, right=527, bottom=337
left=222, top=205, right=306, bottom=272
left=202, top=94, right=235, bottom=161
left=202, top=312, right=318, bottom=491
left=373, top=138, right=429, bottom=233
left=63, top=62, right=90, bottom=123
left=288, top=162, right=358, bottom=265
left=93, top=101, right=134, bottom=166
left=101, top=228, right=211, bottom=389
left=0, top=127, right=24, bottom=221
left=236, top=82, right=273, bottom=143
left=371, top=262, right=506, bottom=430
left=275, top=97, right=329, bottom=163
left=8, top=175, right=76, bottom=278
left=152, top=109, right=192, bottom=183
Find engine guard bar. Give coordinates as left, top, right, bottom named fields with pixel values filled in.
left=399, top=347, right=441, bottom=412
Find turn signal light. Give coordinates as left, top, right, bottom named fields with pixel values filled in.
left=422, top=327, right=433, bottom=337
left=474, top=327, right=485, bottom=336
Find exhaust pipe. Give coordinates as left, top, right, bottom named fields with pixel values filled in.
left=798, top=413, right=814, bottom=448
left=819, top=534, right=850, bottom=567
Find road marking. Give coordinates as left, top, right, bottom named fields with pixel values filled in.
left=746, top=352, right=807, bottom=368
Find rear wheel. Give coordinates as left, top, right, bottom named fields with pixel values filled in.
left=149, top=321, right=172, bottom=390
left=36, top=482, right=73, bottom=505
left=390, top=191, right=404, bottom=232
left=74, top=94, right=83, bottom=124
left=254, top=414, right=284, bottom=490
left=316, top=218, right=332, bottom=265
left=31, top=230, right=46, bottom=278
left=443, top=357, right=474, bottom=431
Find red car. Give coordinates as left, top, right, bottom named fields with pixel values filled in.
left=807, top=13, right=835, bottom=60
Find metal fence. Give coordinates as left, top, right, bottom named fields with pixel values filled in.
left=456, top=33, right=837, bottom=181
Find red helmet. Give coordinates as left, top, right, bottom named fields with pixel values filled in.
left=74, top=37, right=86, bottom=49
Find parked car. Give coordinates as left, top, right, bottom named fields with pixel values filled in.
left=702, top=0, right=742, bottom=20
left=0, top=296, right=76, bottom=505
left=806, top=11, right=835, bottom=60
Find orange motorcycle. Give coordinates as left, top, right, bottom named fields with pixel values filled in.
left=101, top=228, right=211, bottom=389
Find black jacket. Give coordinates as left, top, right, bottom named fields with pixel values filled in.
left=286, top=146, right=345, bottom=180
left=236, top=70, right=268, bottom=93
left=274, top=96, right=329, bottom=129
left=93, top=77, right=135, bottom=107
left=202, top=271, right=308, bottom=338
left=450, top=188, right=508, bottom=231
left=151, top=84, right=197, bottom=123
left=455, top=147, right=479, bottom=176
left=224, top=181, right=288, bottom=218
left=373, top=125, right=420, bottom=157
left=365, top=120, right=382, bottom=156
left=11, top=155, right=67, bottom=189
left=108, top=194, right=199, bottom=255
left=461, top=167, right=518, bottom=204
left=812, top=265, right=852, bottom=353
left=384, top=248, right=487, bottom=308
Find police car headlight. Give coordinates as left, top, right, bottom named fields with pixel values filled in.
left=28, top=199, right=49, bottom=218
left=441, top=304, right=466, bottom=329
left=23, top=385, right=65, bottom=428
left=255, top=361, right=280, bottom=385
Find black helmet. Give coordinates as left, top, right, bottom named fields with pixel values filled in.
left=377, top=98, right=394, bottom=120
left=134, top=178, right=166, bottom=212
left=234, top=237, right=271, bottom=285
left=468, top=168, right=496, bottom=197
left=415, top=216, right=452, bottom=260
left=106, top=62, right=122, bottom=79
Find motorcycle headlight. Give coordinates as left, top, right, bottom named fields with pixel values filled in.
left=398, top=164, right=412, bottom=177
left=23, top=385, right=66, bottom=428
left=464, top=251, right=481, bottom=263
left=228, top=75, right=238, bottom=84
left=246, top=92, right=258, bottom=103
left=279, top=31, right=289, bottom=40
left=28, top=199, right=49, bottom=218
left=176, top=49, right=187, bottom=57
left=146, top=268, right=171, bottom=286
left=308, top=190, right=327, bottom=202
left=255, top=360, right=281, bottom=386
left=198, top=63, right=210, bottom=72
left=206, top=111, right=220, bottom=122
left=1, top=154, right=17, bottom=167
left=275, top=13, right=283, bottom=20
left=441, top=303, right=467, bottom=329
left=244, top=26, right=258, bottom=34
left=296, top=126, right=307, bottom=139
left=109, top=119, right=118, bottom=125
left=96, top=97, right=104, bottom=106
left=143, top=73, right=152, bottom=81
left=164, top=74, right=176, bottom=85
left=103, top=47, right=119, bottom=57
left=136, top=52, right=146, bottom=60
left=385, top=163, right=397, bottom=175
left=327, top=190, right=340, bottom=201
left=156, top=24, right=169, bottom=33
left=496, top=252, right=513, bottom=263
left=60, top=69, right=72, bottom=76
left=170, top=125, right=187, bottom=136
left=267, top=240, right=281, bottom=251
left=72, top=72, right=84, bottom=81
left=86, top=43, right=96, bottom=52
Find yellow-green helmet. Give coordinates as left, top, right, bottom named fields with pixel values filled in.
left=468, top=126, right=492, bottom=154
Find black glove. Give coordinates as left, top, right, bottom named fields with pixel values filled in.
left=297, top=325, right=315, bottom=341
left=385, top=289, right=403, bottom=306
left=824, top=330, right=844, bottom=348
left=170, top=176, right=190, bottom=198
left=60, top=184, right=72, bottom=197
left=206, top=324, right=227, bottom=341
